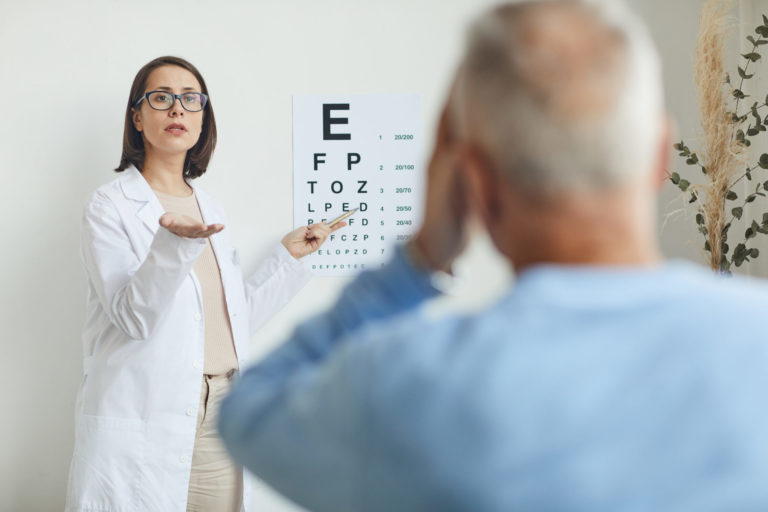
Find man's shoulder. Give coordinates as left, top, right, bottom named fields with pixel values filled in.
left=667, top=261, right=768, bottom=310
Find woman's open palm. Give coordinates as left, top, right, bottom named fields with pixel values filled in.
left=159, top=212, right=225, bottom=239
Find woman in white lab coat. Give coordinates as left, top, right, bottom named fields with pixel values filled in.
left=65, top=56, right=343, bottom=512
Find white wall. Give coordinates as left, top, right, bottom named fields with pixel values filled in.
left=0, top=0, right=742, bottom=510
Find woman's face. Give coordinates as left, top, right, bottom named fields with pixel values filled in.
left=131, top=65, right=205, bottom=160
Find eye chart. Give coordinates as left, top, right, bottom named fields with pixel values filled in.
left=292, top=94, right=423, bottom=276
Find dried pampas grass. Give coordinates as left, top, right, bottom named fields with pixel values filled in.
left=695, top=0, right=745, bottom=271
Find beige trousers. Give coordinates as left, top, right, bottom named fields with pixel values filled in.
left=186, top=372, right=243, bottom=512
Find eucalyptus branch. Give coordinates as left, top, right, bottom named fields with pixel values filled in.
left=728, top=163, right=761, bottom=189
left=730, top=101, right=768, bottom=126
left=733, top=35, right=763, bottom=116
left=725, top=181, right=763, bottom=226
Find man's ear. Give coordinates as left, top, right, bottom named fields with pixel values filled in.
left=131, top=107, right=142, bottom=133
left=459, top=144, right=503, bottom=228
left=652, top=116, right=673, bottom=192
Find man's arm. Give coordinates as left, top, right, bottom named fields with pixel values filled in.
left=218, top=245, right=440, bottom=506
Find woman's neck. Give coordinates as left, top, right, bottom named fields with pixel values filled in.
left=141, top=150, right=193, bottom=197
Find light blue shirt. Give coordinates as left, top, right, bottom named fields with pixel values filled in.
left=219, top=246, right=768, bottom=511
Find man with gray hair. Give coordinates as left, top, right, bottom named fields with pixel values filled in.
left=219, top=2, right=768, bottom=510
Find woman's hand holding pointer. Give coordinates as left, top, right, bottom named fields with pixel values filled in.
left=281, top=221, right=347, bottom=259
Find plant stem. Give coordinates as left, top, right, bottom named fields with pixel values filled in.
left=729, top=164, right=761, bottom=189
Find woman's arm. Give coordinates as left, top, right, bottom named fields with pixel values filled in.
left=242, top=243, right=312, bottom=336
left=242, top=223, right=343, bottom=336
left=81, top=191, right=208, bottom=340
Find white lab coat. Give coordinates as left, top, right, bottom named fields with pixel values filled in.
left=65, top=165, right=312, bottom=512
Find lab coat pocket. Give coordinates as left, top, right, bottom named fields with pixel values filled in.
left=68, top=414, right=146, bottom=510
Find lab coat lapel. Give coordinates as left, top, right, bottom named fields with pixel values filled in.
left=192, top=184, right=226, bottom=262
left=119, top=165, right=164, bottom=236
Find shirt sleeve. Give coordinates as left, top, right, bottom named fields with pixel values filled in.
left=218, top=245, right=441, bottom=508
left=242, top=242, right=313, bottom=336
left=81, top=190, right=206, bottom=340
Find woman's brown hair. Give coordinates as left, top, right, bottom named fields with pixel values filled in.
left=115, top=56, right=217, bottom=179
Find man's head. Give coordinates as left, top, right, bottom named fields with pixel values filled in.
left=451, top=1, right=668, bottom=268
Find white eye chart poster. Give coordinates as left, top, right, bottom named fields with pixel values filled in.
left=292, top=94, right=424, bottom=276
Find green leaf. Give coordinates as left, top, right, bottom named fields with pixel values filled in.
left=757, top=26, right=768, bottom=38
left=760, top=154, right=768, bottom=169
left=733, top=88, right=749, bottom=99
left=748, top=194, right=758, bottom=203
left=696, top=213, right=705, bottom=225
left=750, top=247, right=760, bottom=258
left=686, top=155, right=698, bottom=165
left=737, top=129, right=751, bottom=146
left=670, top=172, right=680, bottom=185
left=748, top=127, right=760, bottom=136
left=704, top=240, right=711, bottom=252
left=763, top=14, right=768, bottom=26
left=722, top=242, right=730, bottom=255
left=748, top=35, right=757, bottom=45
left=727, top=190, right=739, bottom=200
left=762, top=212, right=768, bottom=225
left=743, top=52, right=762, bottom=62
left=733, top=206, right=744, bottom=219
left=678, top=179, right=690, bottom=192
left=758, top=40, right=768, bottom=46
left=734, top=243, right=748, bottom=266
left=689, top=193, right=698, bottom=204
left=739, top=66, right=755, bottom=79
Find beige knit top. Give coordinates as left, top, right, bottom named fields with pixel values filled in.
left=155, top=189, right=239, bottom=375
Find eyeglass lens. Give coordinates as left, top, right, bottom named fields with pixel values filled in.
left=148, top=92, right=205, bottom=112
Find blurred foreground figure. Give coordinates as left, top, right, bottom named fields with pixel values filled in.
left=220, top=2, right=768, bottom=510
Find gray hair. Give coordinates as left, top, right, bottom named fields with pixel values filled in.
left=455, top=0, right=664, bottom=193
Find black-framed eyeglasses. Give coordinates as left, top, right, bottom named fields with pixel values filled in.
left=135, top=90, right=209, bottom=112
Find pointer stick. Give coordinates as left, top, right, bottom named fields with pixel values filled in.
left=326, top=209, right=358, bottom=227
